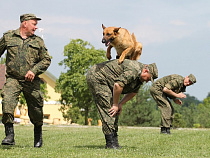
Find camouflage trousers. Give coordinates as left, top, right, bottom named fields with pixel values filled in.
left=86, top=66, right=118, bottom=135
left=150, top=86, right=174, bottom=128
left=1, top=77, right=44, bottom=126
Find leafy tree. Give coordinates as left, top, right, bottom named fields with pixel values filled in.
left=0, top=55, right=6, bottom=64
left=173, top=113, right=186, bottom=128
left=55, top=39, right=106, bottom=125
left=119, top=84, right=160, bottom=127
left=181, top=94, right=201, bottom=107
left=196, top=97, right=210, bottom=127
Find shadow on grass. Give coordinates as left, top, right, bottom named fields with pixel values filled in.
left=74, top=145, right=105, bottom=149
left=74, top=145, right=136, bottom=149
left=0, top=144, right=32, bottom=150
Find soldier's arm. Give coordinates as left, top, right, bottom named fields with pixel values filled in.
left=30, top=40, right=51, bottom=75
left=109, top=83, right=123, bottom=117
left=163, top=87, right=186, bottom=99
left=117, top=92, right=137, bottom=116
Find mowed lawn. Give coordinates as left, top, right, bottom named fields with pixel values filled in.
left=0, top=124, right=210, bottom=158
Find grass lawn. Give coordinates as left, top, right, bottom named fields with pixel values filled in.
left=0, top=124, right=210, bottom=158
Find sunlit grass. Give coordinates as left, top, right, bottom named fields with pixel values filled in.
left=0, top=125, right=210, bottom=158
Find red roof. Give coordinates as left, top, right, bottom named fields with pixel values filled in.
left=0, top=64, right=6, bottom=89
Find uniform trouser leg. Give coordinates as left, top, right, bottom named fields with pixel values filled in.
left=1, top=78, right=22, bottom=124
left=22, top=79, right=43, bottom=147
left=86, top=79, right=118, bottom=134
left=22, top=79, right=43, bottom=126
left=94, top=90, right=118, bottom=135
left=87, top=70, right=119, bottom=148
left=1, top=78, right=21, bottom=145
left=150, top=86, right=174, bottom=128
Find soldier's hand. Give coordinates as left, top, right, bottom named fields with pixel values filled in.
left=109, top=104, right=119, bottom=117
left=25, top=70, right=35, bottom=82
left=177, top=92, right=186, bottom=99
left=117, top=105, right=122, bottom=116
left=173, top=99, right=183, bottom=105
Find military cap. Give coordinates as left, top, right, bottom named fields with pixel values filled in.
left=148, top=63, right=158, bottom=82
left=20, top=13, right=41, bottom=23
left=188, top=74, right=196, bottom=84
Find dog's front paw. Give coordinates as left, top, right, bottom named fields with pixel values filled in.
left=118, top=59, right=123, bottom=65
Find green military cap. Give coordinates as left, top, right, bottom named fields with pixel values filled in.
left=188, top=74, right=196, bottom=84
left=20, top=13, right=41, bottom=23
left=148, top=63, right=158, bottom=82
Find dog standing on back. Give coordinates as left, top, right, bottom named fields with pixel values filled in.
left=102, top=24, right=143, bottom=64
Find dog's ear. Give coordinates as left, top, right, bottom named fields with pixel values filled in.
left=114, top=27, right=121, bottom=33
left=102, top=24, right=106, bottom=29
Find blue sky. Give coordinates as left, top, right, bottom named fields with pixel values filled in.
left=0, top=0, right=209, bottom=101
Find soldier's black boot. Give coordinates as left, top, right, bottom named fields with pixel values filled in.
left=1, top=123, right=15, bottom=145
left=166, top=127, right=171, bottom=134
left=105, top=133, right=118, bottom=149
left=113, top=132, right=121, bottom=149
left=160, top=127, right=167, bottom=134
left=34, top=125, right=42, bottom=148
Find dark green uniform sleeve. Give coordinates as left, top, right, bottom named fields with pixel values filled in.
left=30, top=38, right=51, bottom=75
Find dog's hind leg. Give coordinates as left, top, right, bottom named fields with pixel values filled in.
left=131, top=42, right=142, bottom=60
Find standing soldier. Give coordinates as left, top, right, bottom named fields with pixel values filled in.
left=86, top=59, right=158, bottom=149
left=150, top=74, right=196, bottom=134
left=0, top=14, right=51, bottom=147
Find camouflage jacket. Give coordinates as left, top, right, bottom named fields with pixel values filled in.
left=91, top=59, right=144, bottom=94
left=152, top=74, right=186, bottom=96
left=0, top=28, right=51, bottom=79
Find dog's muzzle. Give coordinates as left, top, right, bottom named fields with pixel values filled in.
left=102, top=39, right=106, bottom=43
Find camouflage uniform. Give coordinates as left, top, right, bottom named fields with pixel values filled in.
left=0, top=28, right=51, bottom=126
left=150, top=74, right=186, bottom=128
left=86, top=59, right=144, bottom=135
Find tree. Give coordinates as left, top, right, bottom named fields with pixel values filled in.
left=181, top=94, right=201, bottom=107
left=0, top=55, right=6, bottom=64
left=119, top=84, right=160, bottom=127
left=55, top=39, right=106, bottom=125
left=196, top=97, right=210, bottom=127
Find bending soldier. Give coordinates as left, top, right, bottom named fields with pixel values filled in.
left=86, top=59, right=158, bottom=149
left=150, top=74, right=196, bottom=134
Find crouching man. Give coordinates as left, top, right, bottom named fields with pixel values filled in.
left=150, top=74, right=196, bottom=134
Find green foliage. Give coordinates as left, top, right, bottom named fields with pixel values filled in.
left=196, top=97, right=210, bottom=128
left=55, top=39, right=106, bottom=125
left=119, top=84, right=160, bottom=127
left=173, top=113, right=186, bottom=128
left=193, top=123, right=201, bottom=128
left=0, top=55, right=6, bottom=64
left=61, top=106, right=85, bottom=124
left=181, top=93, right=201, bottom=107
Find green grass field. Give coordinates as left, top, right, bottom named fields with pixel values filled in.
left=0, top=124, right=210, bottom=158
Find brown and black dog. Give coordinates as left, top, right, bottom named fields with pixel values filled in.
left=102, top=24, right=143, bottom=64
